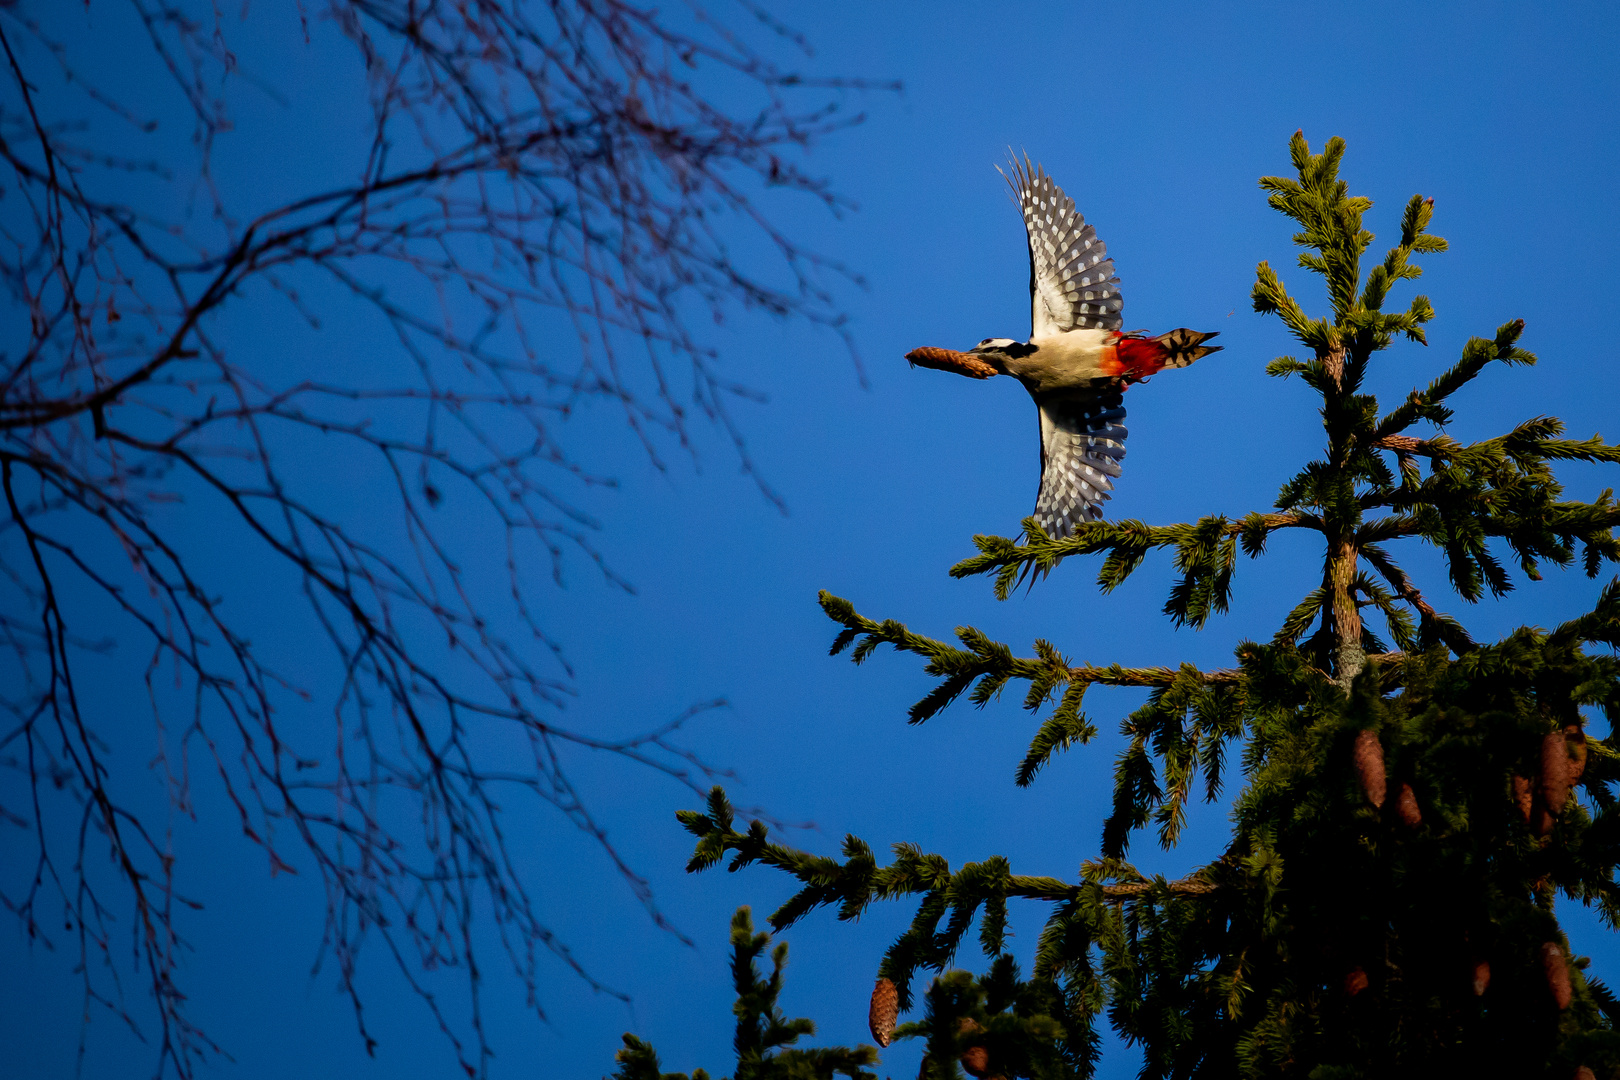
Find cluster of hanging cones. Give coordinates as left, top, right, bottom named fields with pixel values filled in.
left=1351, top=729, right=1422, bottom=827
left=1515, top=724, right=1588, bottom=836
left=1342, top=939, right=1574, bottom=1011
left=1351, top=722, right=1587, bottom=835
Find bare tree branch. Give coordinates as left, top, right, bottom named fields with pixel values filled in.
left=0, top=2, right=890, bottom=1075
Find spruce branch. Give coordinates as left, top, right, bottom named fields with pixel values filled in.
left=1372, top=320, right=1534, bottom=440
left=1364, top=421, right=1620, bottom=594
left=1371, top=434, right=1458, bottom=459
left=1252, top=261, right=1330, bottom=350
left=948, top=514, right=1319, bottom=619
left=679, top=785, right=1226, bottom=1013
left=1274, top=588, right=1327, bottom=646
left=820, top=590, right=1248, bottom=785
left=1549, top=578, right=1620, bottom=649
left=1358, top=542, right=1476, bottom=654
left=611, top=906, right=879, bottom=1080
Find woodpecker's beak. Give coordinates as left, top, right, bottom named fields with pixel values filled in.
left=967, top=344, right=1011, bottom=374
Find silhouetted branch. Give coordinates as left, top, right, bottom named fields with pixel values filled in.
left=0, top=3, right=890, bottom=1076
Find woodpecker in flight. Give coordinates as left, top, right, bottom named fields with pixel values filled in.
left=906, top=157, right=1220, bottom=539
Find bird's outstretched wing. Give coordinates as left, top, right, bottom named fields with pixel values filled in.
left=1003, top=156, right=1123, bottom=337
left=1033, top=386, right=1127, bottom=537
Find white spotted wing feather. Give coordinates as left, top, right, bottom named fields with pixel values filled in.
left=1033, top=387, right=1128, bottom=537
left=1004, top=156, right=1124, bottom=336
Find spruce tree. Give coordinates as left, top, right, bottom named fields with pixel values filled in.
left=667, top=133, right=1620, bottom=1079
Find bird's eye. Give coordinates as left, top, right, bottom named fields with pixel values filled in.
left=978, top=339, right=993, bottom=347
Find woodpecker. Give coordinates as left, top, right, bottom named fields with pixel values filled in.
left=906, top=157, right=1220, bottom=539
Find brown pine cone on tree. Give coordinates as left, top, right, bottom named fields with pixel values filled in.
left=1566, top=723, right=1588, bottom=785
left=1470, top=959, right=1491, bottom=996
left=1353, top=730, right=1386, bottom=808
left=868, top=978, right=898, bottom=1048
left=1344, top=966, right=1369, bottom=996
left=1397, top=783, right=1422, bottom=827
left=957, top=1017, right=992, bottom=1078
left=1542, top=941, right=1573, bottom=1009
left=1512, top=775, right=1534, bottom=823
left=1541, top=732, right=1573, bottom=816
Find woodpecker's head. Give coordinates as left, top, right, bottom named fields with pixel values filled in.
left=966, top=338, right=1034, bottom=373
left=969, top=337, right=1020, bottom=358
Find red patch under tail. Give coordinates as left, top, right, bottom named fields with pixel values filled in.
left=1114, top=336, right=1169, bottom=381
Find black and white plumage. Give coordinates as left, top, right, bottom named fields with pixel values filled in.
left=1005, top=156, right=1131, bottom=535
left=1031, top=385, right=1128, bottom=538
left=1004, top=156, right=1124, bottom=337
left=905, top=156, right=1220, bottom=539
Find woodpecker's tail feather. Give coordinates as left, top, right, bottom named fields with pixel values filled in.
left=1153, top=328, right=1221, bottom=369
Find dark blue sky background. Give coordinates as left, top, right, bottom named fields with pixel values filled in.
left=7, top=2, right=1620, bottom=1078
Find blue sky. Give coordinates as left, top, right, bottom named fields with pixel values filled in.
left=6, top=2, right=1620, bottom=1078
